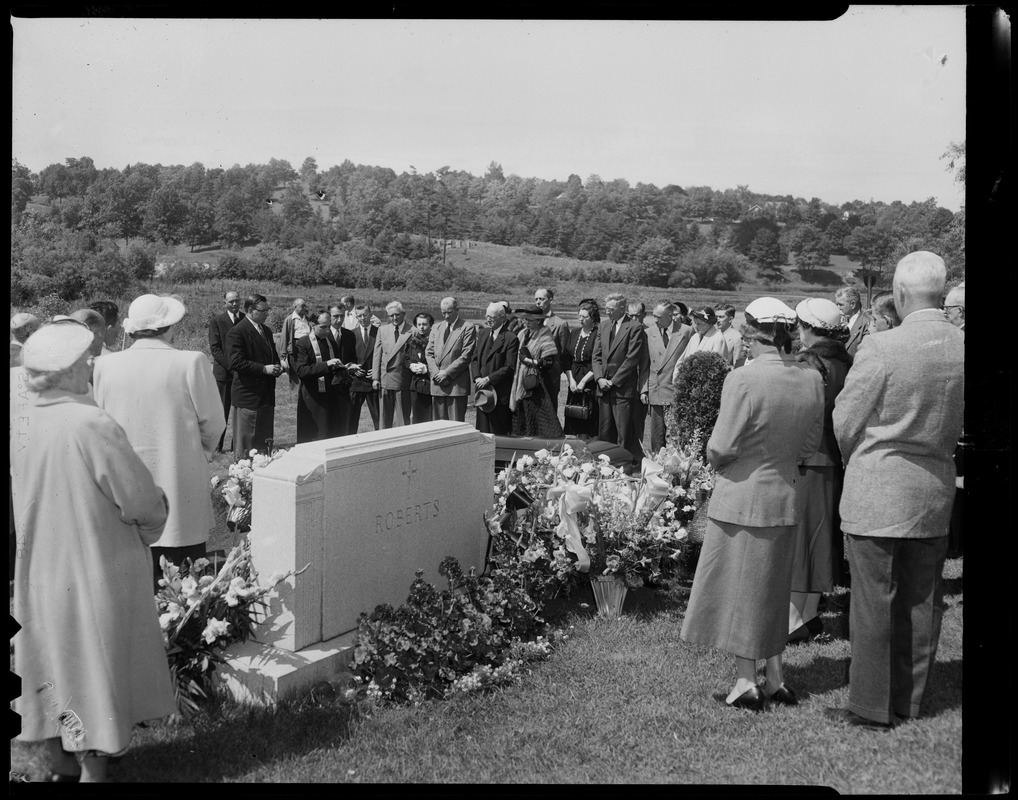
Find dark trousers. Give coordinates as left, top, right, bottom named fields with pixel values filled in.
left=233, top=405, right=274, bottom=457
left=152, top=542, right=208, bottom=589
left=215, top=379, right=232, bottom=452
left=846, top=534, right=948, bottom=724
left=380, top=388, right=412, bottom=429
left=433, top=395, right=467, bottom=423
left=476, top=403, right=512, bottom=436
left=598, top=393, right=643, bottom=463
left=349, top=389, right=379, bottom=433
left=297, top=386, right=343, bottom=443
left=410, top=391, right=433, bottom=425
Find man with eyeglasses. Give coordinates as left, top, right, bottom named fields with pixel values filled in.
left=835, top=287, right=871, bottom=359
left=225, top=294, right=284, bottom=456
left=943, top=284, right=965, bottom=330
left=372, top=300, right=415, bottom=429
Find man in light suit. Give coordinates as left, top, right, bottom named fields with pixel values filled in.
left=226, top=294, right=284, bottom=457
left=470, top=301, right=519, bottom=435
left=427, top=296, right=476, bottom=422
left=715, top=303, right=746, bottom=368
left=281, top=297, right=312, bottom=386
left=640, top=302, right=693, bottom=453
left=372, top=300, right=414, bottom=429
left=827, top=251, right=965, bottom=732
left=592, top=293, right=646, bottom=465
left=348, top=303, right=379, bottom=433
left=208, top=290, right=244, bottom=452
left=836, top=286, right=871, bottom=359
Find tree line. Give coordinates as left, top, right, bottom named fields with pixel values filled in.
left=11, top=150, right=964, bottom=306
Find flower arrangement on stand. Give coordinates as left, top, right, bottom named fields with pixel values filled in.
left=213, top=444, right=289, bottom=535
left=651, top=434, right=717, bottom=575
left=155, top=537, right=308, bottom=715
left=489, top=444, right=694, bottom=619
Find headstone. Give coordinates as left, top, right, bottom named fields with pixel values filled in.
left=218, top=421, right=495, bottom=703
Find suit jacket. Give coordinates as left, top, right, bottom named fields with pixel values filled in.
left=721, top=326, right=746, bottom=368
left=282, top=312, right=313, bottom=370
left=470, top=325, right=520, bottom=406
left=350, top=324, right=378, bottom=393
left=591, top=317, right=645, bottom=399
left=208, top=310, right=245, bottom=382
left=833, top=309, right=964, bottom=539
left=293, top=333, right=346, bottom=396
left=326, top=325, right=358, bottom=388
left=426, top=316, right=476, bottom=397
left=844, top=310, right=871, bottom=359
left=641, top=322, right=693, bottom=406
left=372, top=320, right=414, bottom=390
left=706, top=352, right=825, bottom=527
left=226, top=317, right=280, bottom=408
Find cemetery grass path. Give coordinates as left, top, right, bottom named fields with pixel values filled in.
left=10, top=559, right=962, bottom=789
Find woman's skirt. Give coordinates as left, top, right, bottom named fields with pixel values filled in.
left=511, top=381, right=563, bottom=438
left=791, top=465, right=837, bottom=593
left=680, top=518, right=796, bottom=660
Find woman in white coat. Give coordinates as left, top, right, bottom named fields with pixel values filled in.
left=12, top=322, right=176, bottom=782
left=93, top=294, right=225, bottom=583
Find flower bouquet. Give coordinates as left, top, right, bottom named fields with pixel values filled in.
left=155, top=537, right=307, bottom=714
left=214, top=444, right=289, bottom=534
left=489, top=444, right=694, bottom=617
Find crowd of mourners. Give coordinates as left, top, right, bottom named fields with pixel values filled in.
left=10, top=250, right=964, bottom=780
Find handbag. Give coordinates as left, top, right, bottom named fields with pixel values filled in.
left=564, top=394, right=591, bottom=420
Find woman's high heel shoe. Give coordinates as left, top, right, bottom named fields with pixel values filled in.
left=728, top=684, right=765, bottom=712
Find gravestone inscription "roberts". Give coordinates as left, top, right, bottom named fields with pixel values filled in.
left=219, top=420, right=495, bottom=702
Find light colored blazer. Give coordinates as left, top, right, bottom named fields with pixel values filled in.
left=426, top=316, right=477, bottom=397
left=93, top=338, right=225, bottom=548
left=844, top=310, right=871, bottom=359
left=706, top=352, right=825, bottom=527
left=371, top=320, right=414, bottom=389
left=641, top=322, right=693, bottom=406
left=833, top=308, right=965, bottom=539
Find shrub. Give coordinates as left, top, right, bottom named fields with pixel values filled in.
left=161, top=260, right=210, bottom=283
left=666, top=351, right=730, bottom=459
left=668, top=245, right=747, bottom=290
left=216, top=252, right=247, bottom=279
left=349, top=557, right=547, bottom=705
left=125, top=242, right=157, bottom=281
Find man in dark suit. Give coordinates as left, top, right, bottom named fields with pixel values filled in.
left=226, top=294, right=283, bottom=456
left=592, top=292, right=646, bottom=466
left=208, top=290, right=244, bottom=452
left=328, top=304, right=359, bottom=435
left=293, top=310, right=349, bottom=443
left=470, top=301, right=519, bottom=435
left=836, top=286, right=871, bottom=359
left=348, top=303, right=379, bottom=433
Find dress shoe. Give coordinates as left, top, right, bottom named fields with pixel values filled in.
left=765, top=684, right=798, bottom=706
left=728, top=685, right=765, bottom=712
left=824, top=707, right=893, bottom=731
left=787, top=616, right=824, bottom=644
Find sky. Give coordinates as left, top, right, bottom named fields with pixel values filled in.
left=11, top=9, right=967, bottom=210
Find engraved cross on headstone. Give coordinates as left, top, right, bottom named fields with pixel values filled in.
left=401, top=458, right=417, bottom=493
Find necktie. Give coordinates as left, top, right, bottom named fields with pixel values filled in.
left=609, top=322, right=617, bottom=346
left=661, top=328, right=669, bottom=348
left=362, top=327, right=369, bottom=345
left=443, top=324, right=451, bottom=345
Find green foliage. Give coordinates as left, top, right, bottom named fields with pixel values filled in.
left=666, top=351, right=730, bottom=459
left=125, top=242, right=157, bottom=280
left=349, top=557, right=547, bottom=705
left=668, top=245, right=747, bottom=290
left=631, top=235, right=677, bottom=287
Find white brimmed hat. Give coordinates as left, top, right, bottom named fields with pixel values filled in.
left=22, top=322, right=95, bottom=372
left=123, top=294, right=186, bottom=334
left=10, top=312, right=39, bottom=333
left=744, top=297, right=797, bottom=324
left=796, top=298, right=844, bottom=331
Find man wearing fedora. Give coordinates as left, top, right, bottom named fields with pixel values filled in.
left=827, top=251, right=964, bottom=731
left=427, top=296, right=476, bottom=422
left=226, top=293, right=284, bottom=456
left=372, top=300, right=414, bottom=429
left=471, top=301, right=519, bottom=435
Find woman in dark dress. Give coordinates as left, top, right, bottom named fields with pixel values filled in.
left=404, top=312, right=434, bottom=424
left=563, top=301, right=600, bottom=438
left=509, top=305, right=563, bottom=438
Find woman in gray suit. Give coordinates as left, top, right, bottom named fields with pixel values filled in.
left=680, top=298, right=825, bottom=711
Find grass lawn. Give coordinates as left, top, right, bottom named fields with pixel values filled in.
left=10, top=560, right=963, bottom=787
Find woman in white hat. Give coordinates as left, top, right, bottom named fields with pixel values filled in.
left=11, top=321, right=176, bottom=782
left=787, top=298, right=853, bottom=644
left=680, top=297, right=825, bottom=711
left=92, top=294, right=225, bottom=584
left=10, top=312, right=40, bottom=368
